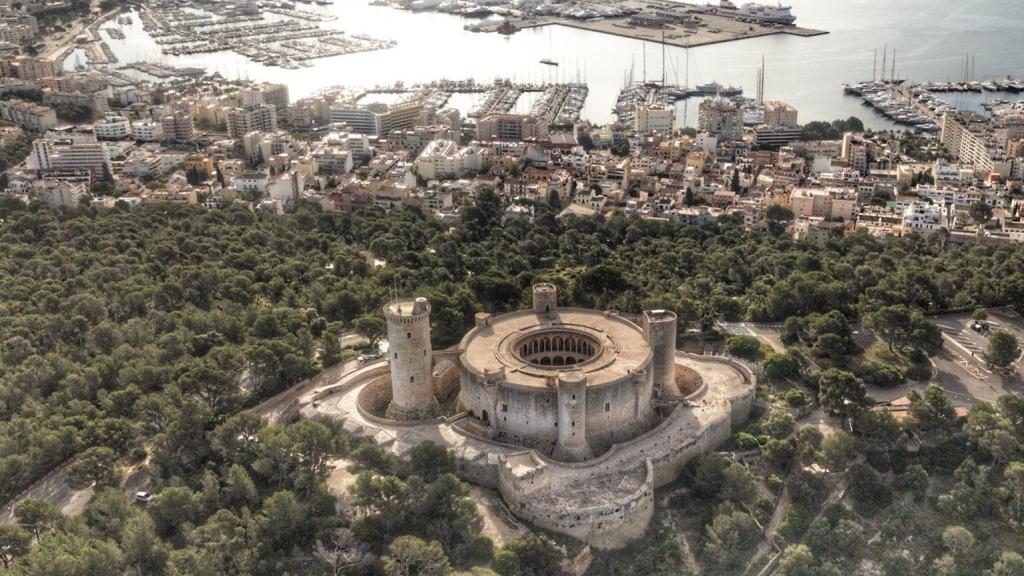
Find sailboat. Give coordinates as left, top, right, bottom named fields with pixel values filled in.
left=539, top=27, right=557, bottom=66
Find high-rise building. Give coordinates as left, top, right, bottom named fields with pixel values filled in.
left=239, top=83, right=290, bottom=116
left=698, top=98, right=743, bottom=141
left=634, top=103, right=675, bottom=133
left=840, top=132, right=869, bottom=175
left=476, top=113, right=546, bottom=141
left=328, top=100, right=424, bottom=138
left=226, top=104, right=277, bottom=139
left=0, top=56, right=56, bottom=80
left=763, top=101, right=799, bottom=128
left=29, top=136, right=109, bottom=174
left=160, top=109, right=196, bottom=142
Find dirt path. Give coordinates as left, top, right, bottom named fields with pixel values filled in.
left=676, top=521, right=701, bottom=574
left=744, top=485, right=790, bottom=575
left=468, top=486, right=529, bottom=546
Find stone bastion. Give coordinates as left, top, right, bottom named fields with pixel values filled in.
left=302, top=350, right=753, bottom=549
left=299, top=286, right=754, bottom=549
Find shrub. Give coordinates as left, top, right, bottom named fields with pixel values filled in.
left=727, top=335, right=761, bottom=359
left=733, top=432, right=761, bottom=452
left=904, top=363, right=932, bottom=382
left=764, top=352, right=800, bottom=381
left=783, top=389, right=807, bottom=407
left=855, top=362, right=906, bottom=389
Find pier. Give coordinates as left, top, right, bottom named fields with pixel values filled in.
left=138, top=4, right=394, bottom=69
left=456, top=0, right=827, bottom=48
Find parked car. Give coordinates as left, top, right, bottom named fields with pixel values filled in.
left=357, top=350, right=384, bottom=364
left=135, top=491, right=152, bottom=504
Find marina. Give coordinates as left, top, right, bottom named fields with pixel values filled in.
left=80, top=0, right=1024, bottom=128
left=350, top=79, right=588, bottom=127
left=430, top=0, right=827, bottom=48
left=137, top=2, right=394, bottom=68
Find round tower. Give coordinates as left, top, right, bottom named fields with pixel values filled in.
left=533, top=283, right=558, bottom=314
left=643, top=310, right=679, bottom=396
left=384, top=297, right=439, bottom=420
left=553, top=370, right=594, bottom=462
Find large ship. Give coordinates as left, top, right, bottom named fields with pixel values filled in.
left=702, top=0, right=796, bottom=25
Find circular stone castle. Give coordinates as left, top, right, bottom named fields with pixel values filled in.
left=456, top=284, right=679, bottom=461
left=306, top=283, right=755, bottom=549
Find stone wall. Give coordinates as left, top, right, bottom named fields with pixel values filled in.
left=490, top=353, right=755, bottom=548
left=498, top=458, right=655, bottom=550
left=459, top=360, right=657, bottom=455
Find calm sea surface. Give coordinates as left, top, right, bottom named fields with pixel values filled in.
left=93, top=0, right=1024, bottom=128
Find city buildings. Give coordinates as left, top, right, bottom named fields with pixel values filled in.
left=789, top=187, right=857, bottom=221
left=160, top=109, right=196, bottom=142
left=477, top=113, right=546, bottom=141
left=698, top=97, right=743, bottom=141
left=329, top=100, right=424, bottom=138
left=94, top=115, right=132, bottom=140
left=414, top=139, right=485, bottom=180
left=633, top=103, right=675, bottom=133
left=763, top=100, right=799, bottom=128
left=0, top=56, right=56, bottom=81
left=29, top=136, right=109, bottom=174
left=239, top=82, right=290, bottom=116
left=0, top=98, right=57, bottom=131
left=226, top=104, right=278, bottom=139
left=131, top=120, right=163, bottom=142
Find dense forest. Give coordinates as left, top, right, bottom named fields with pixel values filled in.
left=0, top=193, right=1023, bottom=575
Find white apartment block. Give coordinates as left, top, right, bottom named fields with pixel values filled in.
left=131, top=120, right=163, bottom=142
left=902, top=202, right=947, bottom=232
left=226, top=104, right=277, bottom=139
left=29, top=137, right=109, bottom=173
left=932, top=161, right=975, bottom=187
left=94, top=115, right=132, bottom=140
left=634, top=103, right=674, bottom=134
left=414, top=139, right=484, bottom=180
left=30, top=180, right=86, bottom=207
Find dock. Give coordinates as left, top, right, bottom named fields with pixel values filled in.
left=463, top=0, right=826, bottom=48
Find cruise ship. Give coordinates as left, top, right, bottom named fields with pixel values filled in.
left=702, top=1, right=796, bottom=25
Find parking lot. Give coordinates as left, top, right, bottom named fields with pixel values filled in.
left=934, top=308, right=1024, bottom=378
left=719, top=307, right=1024, bottom=408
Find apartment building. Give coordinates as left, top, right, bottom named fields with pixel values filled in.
left=94, top=115, right=132, bottom=140
left=0, top=98, right=57, bottom=130
left=698, top=98, right=743, bottom=141
left=29, top=136, right=109, bottom=174
left=226, top=104, right=278, bottom=139
left=634, top=103, right=675, bottom=134
left=789, top=187, right=857, bottom=221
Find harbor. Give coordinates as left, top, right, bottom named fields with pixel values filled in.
left=73, top=0, right=1024, bottom=128
left=844, top=77, right=1024, bottom=131
left=137, top=2, right=394, bottom=68
left=456, top=0, right=827, bottom=48
left=350, top=78, right=589, bottom=127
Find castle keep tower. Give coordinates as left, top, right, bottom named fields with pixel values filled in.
left=533, top=283, right=558, bottom=314
left=384, top=297, right=439, bottom=420
left=553, top=370, right=594, bottom=462
left=643, top=310, right=679, bottom=396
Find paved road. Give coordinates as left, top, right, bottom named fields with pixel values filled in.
left=43, top=5, right=118, bottom=61
left=720, top=309, right=1023, bottom=408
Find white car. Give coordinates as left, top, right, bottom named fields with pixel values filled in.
left=135, top=491, right=152, bottom=503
